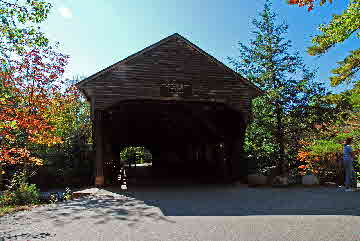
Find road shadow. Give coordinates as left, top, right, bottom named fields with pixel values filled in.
left=103, top=183, right=360, bottom=216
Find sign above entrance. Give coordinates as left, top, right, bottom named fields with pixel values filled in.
left=160, top=79, right=192, bottom=97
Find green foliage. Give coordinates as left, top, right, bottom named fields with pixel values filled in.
left=244, top=96, right=278, bottom=170
left=0, top=0, right=52, bottom=64
left=297, top=83, right=359, bottom=181
left=307, top=140, right=343, bottom=156
left=308, top=0, right=359, bottom=56
left=34, top=76, right=92, bottom=185
left=0, top=172, right=39, bottom=207
left=6, top=169, right=29, bottom=191
left=0, top=0, right=69, bottom=180
left=63, top=187, right=72, bottom=201
left=0, top=205, right=30, bottom=216
left=15, top=183, right=39, bottom=205
left=307, top=0, right=360, bottom=86
left=331, top=49, right=360, bottom=86
left=229, top=0, right=330, bottom=173
left=310, top=87, right=360, bottom=153
left=49, top=76, right=92, bottom=150
left=120, top=146, right=152, bottom=164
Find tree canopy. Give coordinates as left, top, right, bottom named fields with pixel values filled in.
left=288, top=0, right=359, bottom=181
left=0, top=0, right=52, bottom=66
left=0, top=1, right=90, bottom=177
left=289, top=0, right=360, bottom=86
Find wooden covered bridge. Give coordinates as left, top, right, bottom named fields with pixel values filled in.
left=76, top=33, right=262, bottom=186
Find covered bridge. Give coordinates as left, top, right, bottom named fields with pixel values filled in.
left=76, top=33, right=262, bottom=186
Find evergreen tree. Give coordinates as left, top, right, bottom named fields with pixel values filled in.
left=229, top=0, right=329, bottom=175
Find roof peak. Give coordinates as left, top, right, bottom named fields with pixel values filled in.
left=76, top=33, right=262, bottom=96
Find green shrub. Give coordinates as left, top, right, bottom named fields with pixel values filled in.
left=6, top=170, right=28, bottom=191
left=16, top=183, right=39, bottom=205
left=0, top=170, right=40, bottom=207
left=63, top=187, right=72, bottom=201
left=0, top=184, right=40, bottom=206
left=0, top=191, right=18, bottom=206
left=0, top=183, right=39, bottom=206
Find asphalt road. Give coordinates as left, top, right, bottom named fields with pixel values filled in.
left=1, top=185, right=360, bottom=241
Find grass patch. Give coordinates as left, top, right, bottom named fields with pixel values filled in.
left=0, top=205, right=35, bottom=217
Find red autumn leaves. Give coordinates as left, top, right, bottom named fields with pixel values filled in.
left=288, top=0, right=316, bottom=11
left=0, top=47, right=69, bottom=166
left=288, top=0, right=333, bottom=11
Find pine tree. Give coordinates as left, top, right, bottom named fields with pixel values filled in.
left=229, top=0, right=328, bottom=175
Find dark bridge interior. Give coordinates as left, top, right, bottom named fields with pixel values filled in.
left=102, top=100, right=247, bottom=185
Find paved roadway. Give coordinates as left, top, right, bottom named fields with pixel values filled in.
left=1, top=185, right=360, bottom=241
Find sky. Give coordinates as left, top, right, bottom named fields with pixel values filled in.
left=41, top=0, right=356, bottom=93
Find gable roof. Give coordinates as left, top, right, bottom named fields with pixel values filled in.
left=76, top=33, right=263, bottom=95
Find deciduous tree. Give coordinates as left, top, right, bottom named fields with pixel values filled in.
left=297, top=83, right=360, bottom=182
left=0, top=0, right=69, bottom=179
left=0, top=47, right=68, bottom=167
left=288, top=0, right=360, bottom=86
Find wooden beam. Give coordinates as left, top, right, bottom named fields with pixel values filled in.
left=95, top=110, right=105, bottom=186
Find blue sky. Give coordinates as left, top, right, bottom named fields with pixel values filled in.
left=41, top=0, right=356, bottom=92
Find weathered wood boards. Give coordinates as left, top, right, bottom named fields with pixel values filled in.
left=76, top=33, right=262, bottom=186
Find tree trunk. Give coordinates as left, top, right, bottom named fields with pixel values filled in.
left=275, top=101, right=287, bottom=175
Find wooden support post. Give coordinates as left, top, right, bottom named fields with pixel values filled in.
left=95, top=110, right=105, bottom=186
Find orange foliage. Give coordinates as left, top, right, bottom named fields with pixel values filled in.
left=297, top=151, right=310, bottom=162
left=297, top=150, right=324, bottom=175
left=0, top=47, right=69, bottom=166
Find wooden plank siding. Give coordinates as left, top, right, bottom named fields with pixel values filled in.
left=75, top=34, right=264, bottom=185
left=78, top=34, right=261, bottom=122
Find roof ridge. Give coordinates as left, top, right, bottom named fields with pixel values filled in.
left=76, top=33, right=263, bottom=95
